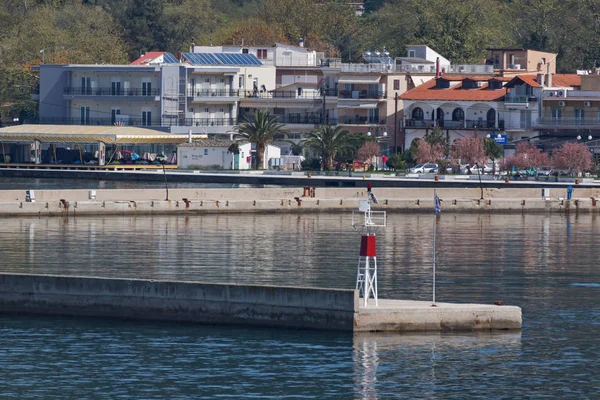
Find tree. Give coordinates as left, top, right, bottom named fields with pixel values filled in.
left=302, top=124, right=352, bottom=170
left=385, top=153, right=407, bottom=171
left=511, top=142, right=550, bottom=170
left=122, top=0, right=165, bottom=60
left=235, top=110, right=287, bottom=169
left=355, top=141, right=380, bottom=163
left=424, top=126, right=449, bottom=152
left=414, top=139, right=445, bottom=163
left=451, top=135, right=486, bottom=166
left=551, top=142, right=593, bottom=175
left=484, top=137, right=504, bottom=174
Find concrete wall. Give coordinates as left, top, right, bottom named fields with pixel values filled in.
left=0, top=273, right=357, bottom=331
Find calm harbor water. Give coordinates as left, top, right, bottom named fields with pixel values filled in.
left=0, top=213, right=599, bottom=399
left=0, top=177, right=268, bottom=190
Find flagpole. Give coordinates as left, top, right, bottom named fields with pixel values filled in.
left=433, top=206, right=436, bottom=305
left=432, top=190, right=440, bottom=306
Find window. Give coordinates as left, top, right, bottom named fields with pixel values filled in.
left=257, top=49, right=268, bottom=59
left=205, top=78, right=210, bottom=83
left=80, top=106, right=90, bottom=125
left=205, top=108, right=209, bottom=113
left=111, top=80, right=121, bottom=96
left=408, top=50, right=415, bottom=58
left=81, top=77, right=91, bottom=95
left=111, top=108, right=121, bottom=124
left=239, top=76, right=244, bottom=88
left=142, top=111, right=152, bottom=126
left=393, top=79, right=400, bottom=90
left=412, top=107, right=424, bottom=120
left=452, top=108, right=464, bottom=121
left=575, top=109, right=585, bottom=120
left=220, top=78, right=225, bottom=83
left=142, top=81, right=152, bottom=96
left=551, top=108, right=561, bottom=120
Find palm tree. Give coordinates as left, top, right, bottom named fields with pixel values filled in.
left=302, top=125, right=352, bottom=170
left=235, top=110, right=287, bottom=169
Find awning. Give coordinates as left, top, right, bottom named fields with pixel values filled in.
left=337, top=103, right=378, bottom=109
left=338, top=75, right=381, bottom=84
left=0, top=125, right=205, bottom=144
left=411, top=76, right=435, bottom=87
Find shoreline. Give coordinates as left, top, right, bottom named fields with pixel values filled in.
left=0, top=187, right=598, bottom=216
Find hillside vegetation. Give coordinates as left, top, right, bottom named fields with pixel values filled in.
left=1, top=0, right=598, bottom=120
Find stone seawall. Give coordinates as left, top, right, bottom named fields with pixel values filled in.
left=1, top=187, right=599, bottom=216
left=0, top=273, right=358, bottom=331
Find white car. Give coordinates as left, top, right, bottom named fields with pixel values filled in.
left=410, top=163, right=438, bottom=173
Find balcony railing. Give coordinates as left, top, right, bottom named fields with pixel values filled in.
left=505, top=95, right=536, bottom=103
left=240, top=114, right=323, bottom=125
left=322, top=88, right=338, bottom=96
left=37, top=117, right=161, bottom=127
left=536, top=118, right=600, bottom=126
left=338, top=90, right=387, bottom=100
left=405, top=119, right=504, bottom=129
left=64, top=87, right=160, bottom=96
left=239, top=90, right=321, bottom=99
left=339, top=117, right=384, bottom=125
left=187, top=89, right=237, bottom=97
left=161, top=118, right=235, bottom=127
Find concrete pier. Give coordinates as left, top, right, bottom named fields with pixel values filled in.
left=0, top=273, right=521, bottom=332
left=0, top=186, right=598, bottom=216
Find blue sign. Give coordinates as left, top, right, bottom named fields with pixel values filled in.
left=494, top=134, right=507, bottom=145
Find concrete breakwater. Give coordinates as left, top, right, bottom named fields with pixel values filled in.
left=0, top=273, right=522, bottom=332
left=0, top=187, right=599, bottom=216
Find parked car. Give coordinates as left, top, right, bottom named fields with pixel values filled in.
left=410, top=163, right=438, bottom=173
left=537, top=166, right=554, bottom=177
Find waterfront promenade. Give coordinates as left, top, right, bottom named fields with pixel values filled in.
left=1, top=186, right=599, bottom=216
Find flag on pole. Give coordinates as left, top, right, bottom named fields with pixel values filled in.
left=434, top=191, right=441, bottom=214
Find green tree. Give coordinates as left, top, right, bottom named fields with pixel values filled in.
left=423, top=126, right=449, bottom=155
left=235, top=110, right=287, bottom=169
left=385, top=153, right=407, bottom=171
left=302, top=125, right=352, bottom=170
left=122, top=0, right=165, bottom=59
left=484, top=137, right=504, bottom=174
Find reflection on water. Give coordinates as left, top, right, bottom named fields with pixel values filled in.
left=1, top=213, right=599, bottom=398
left=0, top=177, right=272, bottom=190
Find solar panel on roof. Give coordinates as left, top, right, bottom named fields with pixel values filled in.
left=183, top=52, right=220, bottom=65
left=213, top=53, right=262, bottom=66
left=163, top=52, right=178, bottom=63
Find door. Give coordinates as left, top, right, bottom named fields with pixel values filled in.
left=142, top=111, right=152, bottom=126
left=80, top=106, right=90, bottom=125
left=142, top=81, right=152, bottom=96
left=111, top=108, right=121, bottom=124
left=234, top=153, right=239, bottom=169
left=81, top=77, right=91, bottom=95
left=111, top=80, right=121, bottom=96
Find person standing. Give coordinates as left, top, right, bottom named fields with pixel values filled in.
left=382, top=154, right=387, bottom=170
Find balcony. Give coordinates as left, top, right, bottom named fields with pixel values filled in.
left=187, top=89, right=237, bottom=98
left=63, top=87, right=160, bottom=97
left=339, top=117, right=384, bottom=125
left=338, top=90, right=386, bottom=100
left=405, top=119, right=504, bottom=130
left=36, top=117, right=235, bottom=127
left=239, top=90, right=321, bottom=100
left=505, top=95, right=537, bottom=109
left=162, top=117, right=236, bottom=127
left=445, top=65, right=494, bottom=74
left=239, top=113, right=323, bottom=125
left=535, top=118, right=600, bottom=128
left=37, top=117, right=161, bottom=127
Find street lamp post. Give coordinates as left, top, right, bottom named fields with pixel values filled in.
left=394, top=92, right=398, bottom=154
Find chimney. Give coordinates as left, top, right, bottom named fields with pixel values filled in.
left=435, top=57, right=440, bottom=78
left=537, top=74, right=544, bottom=85
left=177, top=51, right=181, bottom=63
left=188, top=129, right=192, bottom=144
left=190, top=42, right=195, bottom=53
left=299, top=37, right=304, bottom=48
left=210, top=36, right=213, bottom=46
left=546, top=62, right=552, bottom=87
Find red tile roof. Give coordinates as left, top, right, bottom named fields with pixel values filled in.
left=130, top=52, right=166, bottom=65
left=400, top=77, right=507, bottom=102
left=553, top=74, right=581, bottom=87
left=506, top=75, right=543, bottom=88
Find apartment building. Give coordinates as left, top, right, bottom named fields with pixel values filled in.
left=36, top=52, right=275, bottom=135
